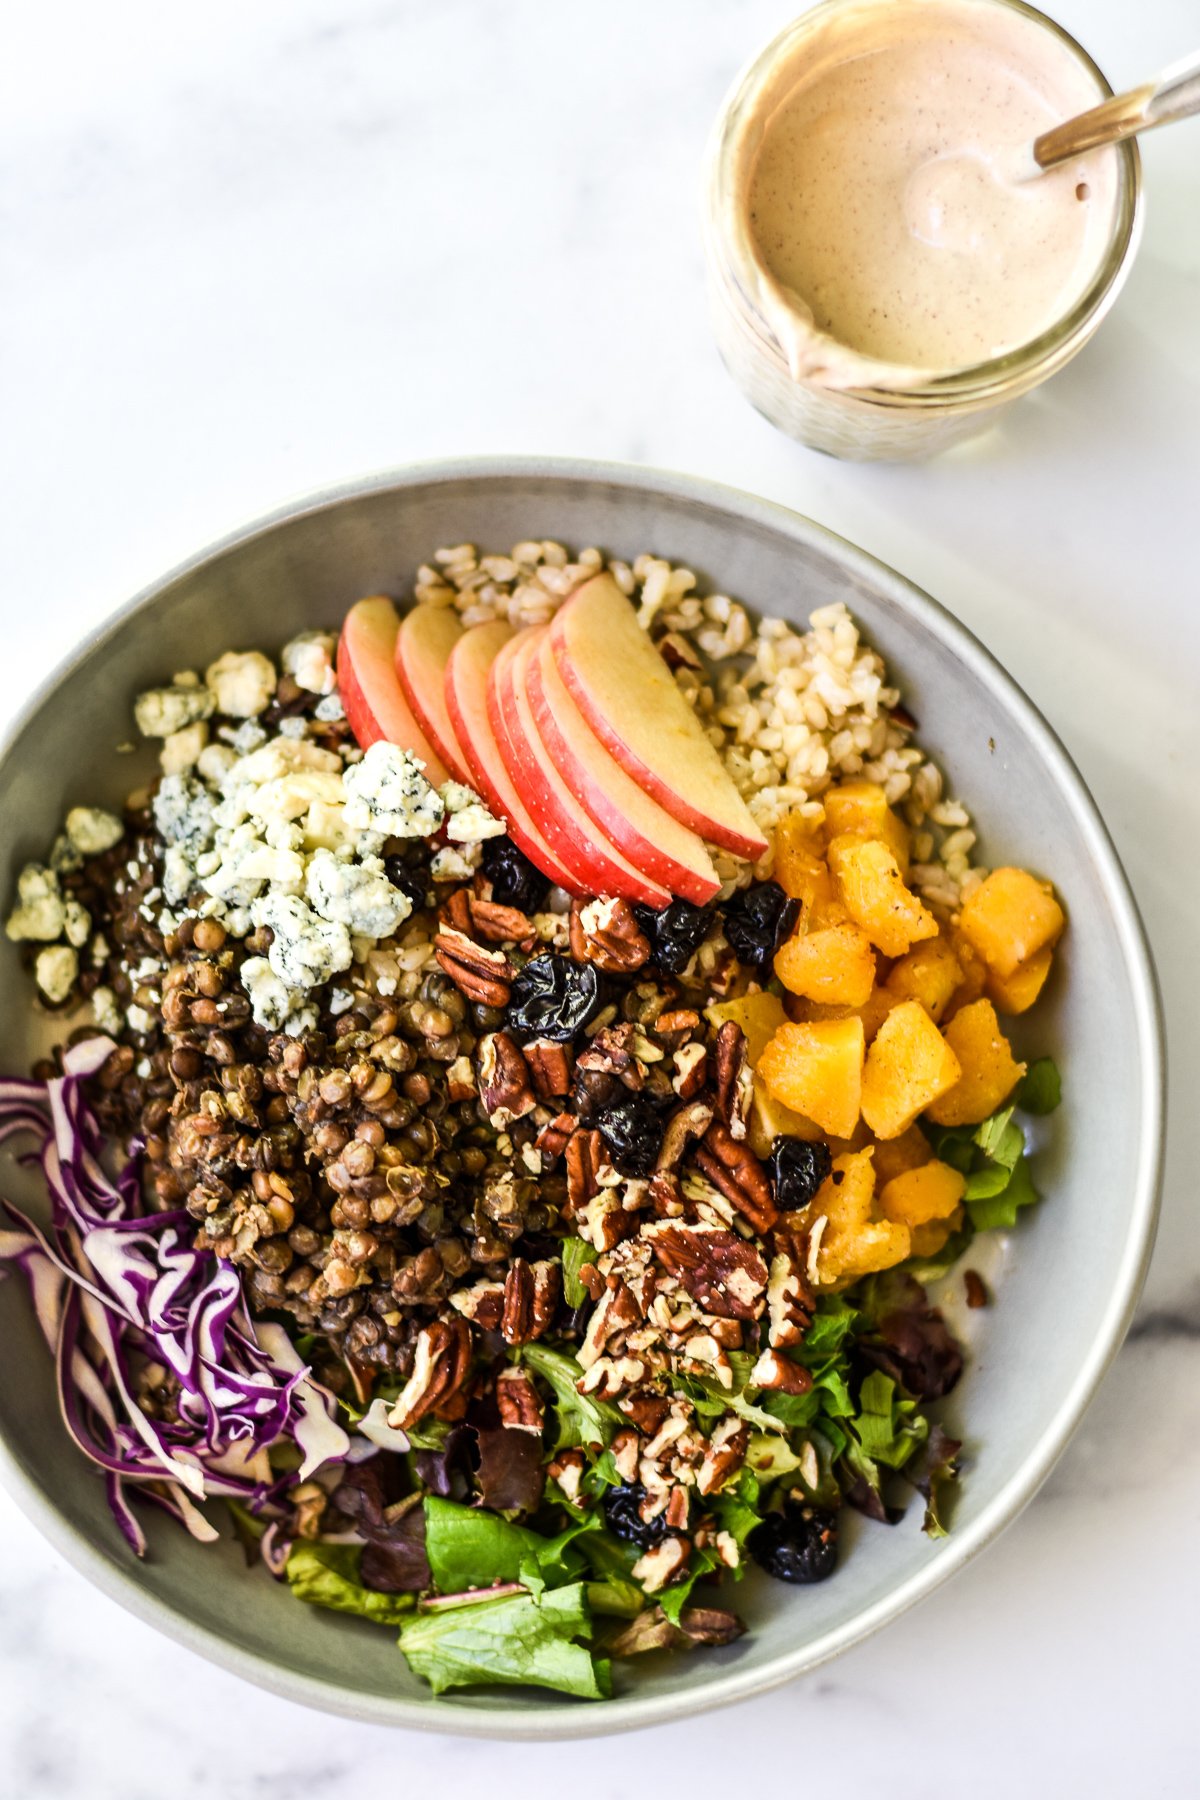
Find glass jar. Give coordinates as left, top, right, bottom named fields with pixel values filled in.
left=702, top=0, right=1143, bottom=462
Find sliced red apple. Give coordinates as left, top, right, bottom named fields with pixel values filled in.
left=489, top=630, right=674, bottom=909
left=524, top=632, right=722, bottom=907
left=394, top=604, right=473, bottom=785
left=337, top=595, right=449, bottom=784
left=443, top=620, right=579, bottom=893
left=550, top=572, right=767, bottom=860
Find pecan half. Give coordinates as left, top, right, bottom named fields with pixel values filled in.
left=523, top=1036, right=574, bottom=1100
left=434, top=926, right=514, bottom=1007
left=712, top=1020, right=751, bottom=1142
left=499, top=1256, right=560, bottom=1345
left=631, top=1534, right=690, bottom=1593
left=569, top=897, right=651, bottom=973
left=496, top=1365, right=544, bottom=1434
left=645, top=1222, right=768, bottom=1321
left=565, top=1126, right=604, bottom=1214
left=387, top=1316, right=473, bottom=1430
left=477, top=1031, right=537, bottom=1127
left=468, top=894, right=536, bottom=948
left=694, top=1122, right=778, bottom=1234
left=749, top=1347, right=813, bottom=1394
left=656, top=1099, right=715, bottom=1173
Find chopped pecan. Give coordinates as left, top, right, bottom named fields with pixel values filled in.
left=387, top=1316, right=473, bottom=1430
left=577, top=1260, right=606, bottom=1301
left=468, top=894, right=536, bottom=948
left=694, top=1122, right=778, bottom=1233
left=499, top=1256, right=560, bottom=1345
left=576, top=1021, right=645, bottom=1090
left=569, top=896, right=651, bottom=972
left=765, top=1243, right=813, bottom=1348
left=523, top=1036, right=574, bottom=1100
left=495, top=1366, right=544, bottom=1434
left=656, top=1099, right=714, bottom=1173
left=655, top=1008, right=701, bottom=1042
left=696, top=1416, right=750, bottom=1496
left=439, top=888, right=473, bottom=934
left=670, top=1041, right=708, bottom=1101
left=648, top=1171, right=685, bottom=1217
left=645, top=1222, right=767, bottom=1321
left=665, top=1487, right=690, bottom=1532
left=477, top=1031, right=537, bottom=1127
left=656, top=630, right=703, bottom=672
left=449, top=1277, right=505, bottom=1332
left=707, top=1318, right=744, bottom=1348
left=578, top=1278, right=643, bottom=1368
left=749, top=1347, right=813, bottom=1395
left=611, top=1428, right=641, bottom=1482
left=577, top=1354, right=646, bottom=1399
left=547, top=1447, right=586, bottom=1503
left=619, top=1392, right=671, bottom=1435
left=712, top=1020, right=751, bottom=1141
left=446, top=1053, right=477, bottom=1103
left=631, top=1534, right=690, bottom=1593
left=434, top=926, right=514, bottom=1007
left=565, top=1126, right=604, bottom=1214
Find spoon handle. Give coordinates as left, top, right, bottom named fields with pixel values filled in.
left=1033, top=48, right=1200, bottom=170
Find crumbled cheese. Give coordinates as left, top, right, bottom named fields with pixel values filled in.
left=126, top=1003, right=155, bottom=1035
left=91, top=934, right=109, bottom=965
left=278, top=716, right=309, bottom=740
left=92, top=986, right=123, bottom=1035
left=34, top=943, right=78, bottom=1005
left=62, top=899, right=91, bottom=949
left=239, top=955, right=296, bottom=1032
left=6, top=865, right=66, bottom=942
left=196, top=743, right=238, bottom=785
left=328, top=986, right=355, bottom=1015
left=430, top=844, right=480, bottom=884
left=160, top=721, right=209, bottom=776
left=305, top=849, right=412, bottom=939
left=342, top=742, right=443, bottom=839
left=134, top=684, right=215, bottom=739
left=440, top=780, right=504, bottom=844
left=162, top=845, right=195, bottom=907
left=314, top=693, right=345, bottom=722
left=249, top=892, right=353, bottom=990
left=65, top=806, right=125, bottom=857
left=153, top=776, right=214, bottom=851
left=221, top=720, right=269, bottom=755
left=283, top=1004, right=319, bottom=1038
left=49, top=833, right=83, bottom=875
left=281, top=631, right=337, bottom=696
left=205, top=650, right=277, bottom=719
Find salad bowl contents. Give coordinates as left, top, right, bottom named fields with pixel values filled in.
left=1, top=527, right=1069, bottom=1704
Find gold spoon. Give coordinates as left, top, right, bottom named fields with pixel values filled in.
left=1029, top=48, right=1200, bottom=173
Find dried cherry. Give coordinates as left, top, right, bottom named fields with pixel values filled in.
left=481, top=836, right=549, bottom=914
left=749, top=1502, right=838, bottom=1584
left=633, top=900, right=714, bottom=974
left=597, top=1094, right=663, bottom=1177
left=604, top=1482, right=669, bottom=1549
left=505, top=953, right=602, bottom=1042
left=723, top=881, right=799, bottom=967
left=768, top=1137, right=833, bottom=1210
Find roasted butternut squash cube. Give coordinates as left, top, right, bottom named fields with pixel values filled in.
left=789, top=985, right=901, bottom=1044
left=812, top=1148, right=911, bottom=1287
left=885, top=937, right=963, bottom=1022
left=747, top=1079, right=825, bottom=1160
left=774, top=813, right=841, bottom=926
left=823, top=780, right=911, bottom=872
left=944, top=925, right=989, bottom=1019
left=827, top=834, right=938, bottom=958
left=705, top=990, right=788, bottom=1064
left=860, top=999, right=962, bottom=1139
left=774, top=922, right=877, bottom=1007
left=925, top=998, right=1026, bottom=1126
left=869, top=1124, right=933, bottom=1186
left=987, top=946, right=1053, bottom=1015
left=909, top=1206, right=965, bottom=1260
left=757, top=1017, right=864, bottom=1140
left=878, top=1159, right=967, bottom=1227
left=958, top=867, right=1064, bottom=978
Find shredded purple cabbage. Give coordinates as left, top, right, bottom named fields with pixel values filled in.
left=0, top=1038, right=350, bottom=1556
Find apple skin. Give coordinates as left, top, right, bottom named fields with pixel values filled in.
left=488, top=630, right=673, bottom=909
left=521, top=632, right=720, bottom=907
left=394, top=604, right=473, bottom=785
left=443, top=620, right=580, bottom=893
left=337, top=595, right=449, bottom=784
left=550, top=572, right=767, bottom=861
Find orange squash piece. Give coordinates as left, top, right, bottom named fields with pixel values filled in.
left=987, top=946, right=1053, bottom=1015
left=757, top=1017, right=865, bottom=1141
left=811, top=1149, right=911, bottom=1287
left=860, top=999, right=962, bottom=1139
left=789, top=985, right=901, bottom=1045
left=885, top=937, right=963, bottom=1022
left=869, top=1124, right=933, bottom=1186
left=925, top=998, right=1026, bottom=1127
left=774, top=922, right=877, bottom=1007
left=958, top=867, right=1065, bottom=979
left=823, top=780, right=911, bottom=873
left=827, top=835, right=938, bottom=958
left=878, top=1159, right=967, bottom=1227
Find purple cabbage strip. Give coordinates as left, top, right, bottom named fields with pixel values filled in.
left=0, top=1037, right=350, bottom=1555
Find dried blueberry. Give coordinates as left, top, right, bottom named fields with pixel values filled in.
left=633, top=900, right=714, bottom=975
left=481, top=835, right=549, bottom=914
left=597, top=1095, right=663, bottom=1177
left=505, top=953, right=603, bottom=1042
left=603, top=1482, right=669, bottom=1549
left=768, top=1137, right=833, bottom=1210
left=723, top=881, right=799, bottom=967
left=748, top=1502, right=838, bottom=1584
left=384, top=847, right=433, bottom=912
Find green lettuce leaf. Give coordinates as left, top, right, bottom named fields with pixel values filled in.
left=923, top=1062, right=1062, bottom=1234
left=518, top=1343, right=622, bottom=1451
left=286, top=1543, right=416, bottom=1625
left=423, top=1496, right=593, bottom=1598
left=398, top=1581, right=611, bottom=1699
left=852, top=1370, right=929, bottom=1471
left=561, top=1235, right=600, bottom=1308
left=1016, top=1056, right=1062, bottom=1115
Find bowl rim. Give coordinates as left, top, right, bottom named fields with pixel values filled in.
left=0, top=454, right=1165, bottom=1737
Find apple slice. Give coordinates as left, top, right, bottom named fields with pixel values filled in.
left=394, top=604, right=473, bottom=784
left=550, top=572, right=767, bottom=859
left=524, top=632, right=722, bottom=907
left=337, top=595, right=449, bottom=783
left=443, top=620, right=579, bottom=893
left=489, top=630, right=674, bottom=909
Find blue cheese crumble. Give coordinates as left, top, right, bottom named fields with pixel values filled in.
left=6, top=866, right=66, bottom=942
left=440, top=780, right=504, bottom=844
left=250, top=891, right=353, bottom=991
left=342, top=743, right=443, bottom=839
left=305, top=849, right=412, bottom=938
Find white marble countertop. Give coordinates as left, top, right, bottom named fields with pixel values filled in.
left=1, top=0, right=1198, bottom=1792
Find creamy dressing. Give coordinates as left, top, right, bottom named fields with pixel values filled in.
left=738, top=0, right=1120, bottom=387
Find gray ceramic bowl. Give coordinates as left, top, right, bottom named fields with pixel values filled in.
left=0, top=459, right=1163, bottom=1736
